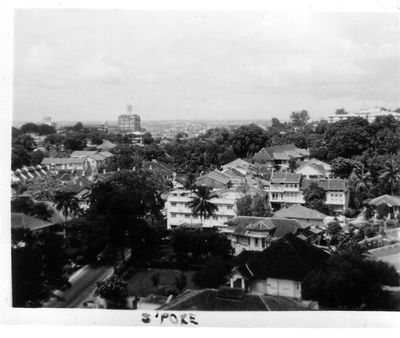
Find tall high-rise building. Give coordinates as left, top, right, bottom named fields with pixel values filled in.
left=118, top=105, right=141, bottom=132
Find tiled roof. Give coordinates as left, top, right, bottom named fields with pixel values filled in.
left=71, top=151, right=98, bottom=158
left=226, top=216, right=302, bottom=238
left=368, top=195, right=400, bottom=207
left=42, top=157, right=86, bottom=165
left=301, top=178, right=347, bottom=191
left=253, top=144, right=310, bottom=163
left=98, top=151, right=114, bottom=158
left=296, top=162, right=327, bottom=175
left=196, top=170, right=231, bottom=186
left=274, top=204, right=327, bottom=220
left=11, top=213, right=54, bottom=231
left=89, top=153, right=106, bottom=161
left=271, top=172, right=302, bottom=183
left=240, top=234, right=329, bottom=281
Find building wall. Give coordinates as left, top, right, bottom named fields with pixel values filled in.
left=268, top=184, right=347, bottom=210
left=295, top=165, right=327, bottom=179
left=250, top=278, right=302, bottom=299
left=227, top=233, right=269, bottom=255
left=166, top=191, right=239, bottom=229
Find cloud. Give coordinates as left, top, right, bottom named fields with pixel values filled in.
left=82, top=54, right=125, bottom=85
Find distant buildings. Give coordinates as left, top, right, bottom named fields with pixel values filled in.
left=118, top=105, right=141, bottom=133
left=328, top=107, right=400, bottom=123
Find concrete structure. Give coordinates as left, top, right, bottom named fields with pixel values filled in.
left=267, top=172, right=349, bottom=211
left=328, top=107, right=400, bottom=123
left=118, top=105, right=141, bottom=133
left=166, top=189, right=243, bottom=229
left=368, top=195, right=400, bottom=220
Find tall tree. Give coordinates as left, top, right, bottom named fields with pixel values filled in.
left=379, top=157, right=400, bottom=195
left=290, top=110, right=310, bottom=128
left=54, top=191, right=81, bottom=220
left=188, top=186, right=219, bottom=224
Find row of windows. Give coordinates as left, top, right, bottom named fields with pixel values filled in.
left=170, top=213, right=232, bottom=221
left=170, top=202, right=233, bottom=210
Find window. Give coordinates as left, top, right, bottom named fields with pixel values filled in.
left=171, top=202, right=177, bottom=207
left=237, top=236, right=250, bottom=245
left=254, top=238, right=259, bottom=247
left=185, top=215, right=190, bottom=219
left=171, top=213, right=177, bottom=218
left=227, top=205, right=233, bottom=210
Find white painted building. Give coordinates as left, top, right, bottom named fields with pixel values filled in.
left=166, top=189, right=243, bottom=229
left=328, top=107, right=400, bottom=123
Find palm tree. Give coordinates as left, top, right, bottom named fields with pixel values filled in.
left=188, top=186, right=219, bottom=224
left=379, top=158, right=400, bottom=195
left=54, top=190, right=81, bottom=221
left=349, top=167, right=372, bottom=194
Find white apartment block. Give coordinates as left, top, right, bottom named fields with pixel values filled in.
left=268, top=172, right=349, bottom=211
left=166, top=189, right=243, bottom=229
left=328, top=107, right=400, bottom=123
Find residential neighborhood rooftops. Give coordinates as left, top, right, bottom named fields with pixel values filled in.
left=273, top=204, right=327, bottom=220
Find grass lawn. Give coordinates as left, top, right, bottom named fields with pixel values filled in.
left=127, top=268, right=196, bottom=297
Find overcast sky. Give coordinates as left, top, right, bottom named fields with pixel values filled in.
left=13, top=10, right=400, bottom=122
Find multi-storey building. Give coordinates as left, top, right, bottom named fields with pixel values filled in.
left=328, top=107, right=400, bottom=123
left=267, top=172, right=349, bottom=211
left=166, top=189, right=243, bottom=229
left=118, top=105, right=141, bottom=133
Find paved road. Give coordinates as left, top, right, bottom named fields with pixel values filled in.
left=45, top=264, right=114, bottom=308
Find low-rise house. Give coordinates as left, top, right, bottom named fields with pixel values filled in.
left=295, top=158, right=332, bottom=179
left=221, top=216, right=306, bottom=254
left=253, top=144, right=310, bottom=170
left=96, top=140, right=117, bottom=151
left=41, top=157, right=87, bottom=172
left=229, top=234, right=329, bottom=299
left=368, top=195, right=400, bottom=220
left=166, top=189, right=243, bottom=229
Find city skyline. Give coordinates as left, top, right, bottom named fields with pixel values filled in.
left=13, top=10, right=400, bottom=123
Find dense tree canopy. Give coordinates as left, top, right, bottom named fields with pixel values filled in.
left=302, top=250, right=400, bottom=310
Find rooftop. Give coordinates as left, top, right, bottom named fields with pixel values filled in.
left=273, top=204, right=327, bottom=220
left=158, top=287, right=315, bottom=311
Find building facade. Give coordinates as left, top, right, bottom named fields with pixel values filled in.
left=166, top=189, right=243, bottom=229
left=118, top=114, right=141, bottom=133
left=328, top=107, right=400, bottom=123
left=267, top=172, right=349, bottom=211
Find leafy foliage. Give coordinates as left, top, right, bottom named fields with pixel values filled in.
left=95, top=275, right=128, bottom=309
left=302, top=250, right=400, bottom=310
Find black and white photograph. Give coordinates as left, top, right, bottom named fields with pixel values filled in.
left=1, top=0, right=400, bottom=330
